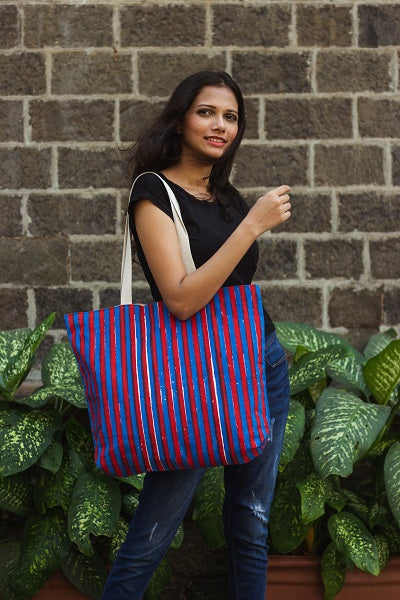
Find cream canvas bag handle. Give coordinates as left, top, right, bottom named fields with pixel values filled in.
left=121, top=172, right=196, bottom=305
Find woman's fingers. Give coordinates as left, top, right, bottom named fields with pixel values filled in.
left=275, top=184, right=291, bottom=196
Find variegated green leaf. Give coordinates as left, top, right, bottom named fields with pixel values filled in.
left=12, top=385, right=55, bottom=408
left=368, top=503, right=389, bottom=529
left=171, top=522, right=184, bottom=549
left=328, top=512, right=380, bottom=575
left=297, top=472, right=332, bottom=523
left=108, top=517, right=130, bottom=563
left=269, top=476, right=310, bottom=553
left=341, top=489, right=370, bottom=525
left=308, top=377, right=328, bottom=404
left=380, top=520, right=400, bottom=554
left=0, top=406, right=62, bottom=476
left=364, top=341, right=400, bottom=405
left=384, top=441, right=400, bottom=528
left=0, top=473, right=32, bottom=516
left=66, top=418, right=95, bottom=470
left=0, top=328, right=30, bottom=372
left=123, top=491, right=140, bottom=517
left=326, top=355, right=370, bottom=396
left=62, top=544, right=107, bottom=600
left=10, top=513, right=70, bottom=596
left=0, top=313, right=55, bottom=400
left=310, top=389, right=390, bottom=478
left=144, top=556, right=172, bottom=600
left=42, top=343, right=81, bottom=387
left=193, top=467, right=225, bottom=550
left=0, top=538, right=22, bottom=600
left=321, top=542, right=346, bottom=600
left=289, top=345, right=353, bottom=395
left=364, top=328, right=398, bottom=360
left=37, top=438, right=63, bottom=473
left=367, top=435, right=400, bottom=458
left=276, top=322, right=363, bottom=361
left=326, top=488, right=347, bottom=512
left=68, top=471, right=121, bottom=555
left=280, top=399, right=305, bottom=469
left=21, top=384, right=86, bottom=409
left=34, top=449, right=86, bottom=514
left=119, top=473, right=146, bottom=490
left=374, top=534, right=390, bottom=570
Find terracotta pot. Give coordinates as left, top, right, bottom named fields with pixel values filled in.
left=267, top=555, right=400, bottom=600
left=32, top=573, right=92, bottom=600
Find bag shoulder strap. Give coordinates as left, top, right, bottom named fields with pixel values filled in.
left=121, top=171, right=196, bottom=305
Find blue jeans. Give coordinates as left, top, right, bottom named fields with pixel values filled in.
left=102, top=330, right=290, bottom=600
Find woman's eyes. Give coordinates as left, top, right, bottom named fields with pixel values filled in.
left=197, top=109, right=237, bottom=121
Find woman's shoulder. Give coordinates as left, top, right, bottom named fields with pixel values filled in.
left=130, top=171, right=167, bottom=197
left=129, top=172, right=173, bottom=217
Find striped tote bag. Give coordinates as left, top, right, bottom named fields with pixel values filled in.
left=64, top=174, right=270, bottom=477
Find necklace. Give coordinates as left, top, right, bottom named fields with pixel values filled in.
left=184, top=178, right=214, bottom=202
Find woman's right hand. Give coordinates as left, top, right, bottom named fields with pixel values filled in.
left=245, top=185, right=292, bottom=236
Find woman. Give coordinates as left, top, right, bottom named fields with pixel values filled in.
left=102, top=71, right=291, bottom=600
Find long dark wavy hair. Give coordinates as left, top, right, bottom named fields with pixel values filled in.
left=129, top=71, right=246, bottom=217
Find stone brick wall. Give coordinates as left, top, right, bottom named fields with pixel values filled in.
left=1, top=0, right=399, bottom=351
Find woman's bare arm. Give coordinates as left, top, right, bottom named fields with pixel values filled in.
left=134, top=185, right=291, bottom=320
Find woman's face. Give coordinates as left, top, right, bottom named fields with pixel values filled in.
left=178, top=85, right=239, bottom=164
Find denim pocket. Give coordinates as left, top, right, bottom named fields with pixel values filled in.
left=265, top=333, right=287, bottom=369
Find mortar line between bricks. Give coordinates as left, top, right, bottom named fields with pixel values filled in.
left=363, top=235, right=371, bottom=281
left=205, top=1, right=212, bottom=48
left=22, top=98, right=31, bottom=143
left=92, top=288, right=100, bottom=311
left=331, top=190, right=338, bottom=234
left=308, top=142, right=314, bottom=187
left=352, top=97, right=359, bottom=140
left=288, top=3, right=297, bottom=47
left=116, top=191, right=123, bottom=235
left=132, top=49, right=138, bottom=95
left=321, top=286, right=329, bottom=330
left=392, top=50, right=399, bottom=93
left=383, top=141, right=392, bottom=188
left=4, top=92, right=399, bottom=101
left=3, top=185, right=400, bottom=195
left=12, top=45, right=394, bottom=55
left=17, top=2, right=24, bottom=48
left=45, top=51, right=51, bottom=97
left=259, top=97, right=265, bottom=142
left=113, top=3, right=121, bottom=49
left=297, top=238, right=305, bottom=281
left=2, top=138, right=400, bottom=149
left=254, top=280, right=392, bottom=289
left=51, top=147, right=58, bottom=189
left=310, top=48, right=317, bottom=93
left=4, top=0, right=398, bottom=5
left=225, top=49, right=232, bottom=74
left=21, top=193, right=30, bottom=237
left=114, top=99, right=120, bottom=145
left=352, top=2, right=359, bottom=48
left=27, top=288, right=36, bottom=329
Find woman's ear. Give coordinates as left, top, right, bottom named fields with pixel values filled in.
left=176, top=122, right=182, bottom=134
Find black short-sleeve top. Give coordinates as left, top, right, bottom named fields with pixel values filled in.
left=128, top=172, right=275, bottom=335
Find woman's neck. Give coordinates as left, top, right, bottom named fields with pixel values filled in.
left=162, top=162, right=214, bottom=202
left=162, top=162, right=212, bottom=190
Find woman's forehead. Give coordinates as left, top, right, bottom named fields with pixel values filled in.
left=191, top=85, right=238, bottom=111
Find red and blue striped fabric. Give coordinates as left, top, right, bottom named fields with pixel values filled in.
left=64, top=284, right=270, bottom=477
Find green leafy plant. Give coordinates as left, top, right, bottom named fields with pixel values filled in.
left=268, top=322, right=400, bottom=600
left=173, top=324, right=400, bottom=599
left=0, top=316, right=182, bottom=599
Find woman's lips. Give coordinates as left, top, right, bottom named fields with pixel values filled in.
left=204, top=136, right=227, bottom=146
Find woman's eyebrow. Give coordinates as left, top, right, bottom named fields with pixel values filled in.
left=196, top=103, right=238, bottom=114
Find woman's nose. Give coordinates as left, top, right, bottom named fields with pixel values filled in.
left=212, top=114, right=225, bottom=131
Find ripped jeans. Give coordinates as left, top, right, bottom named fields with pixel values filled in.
left=101, top=330, right=290, bottom=600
